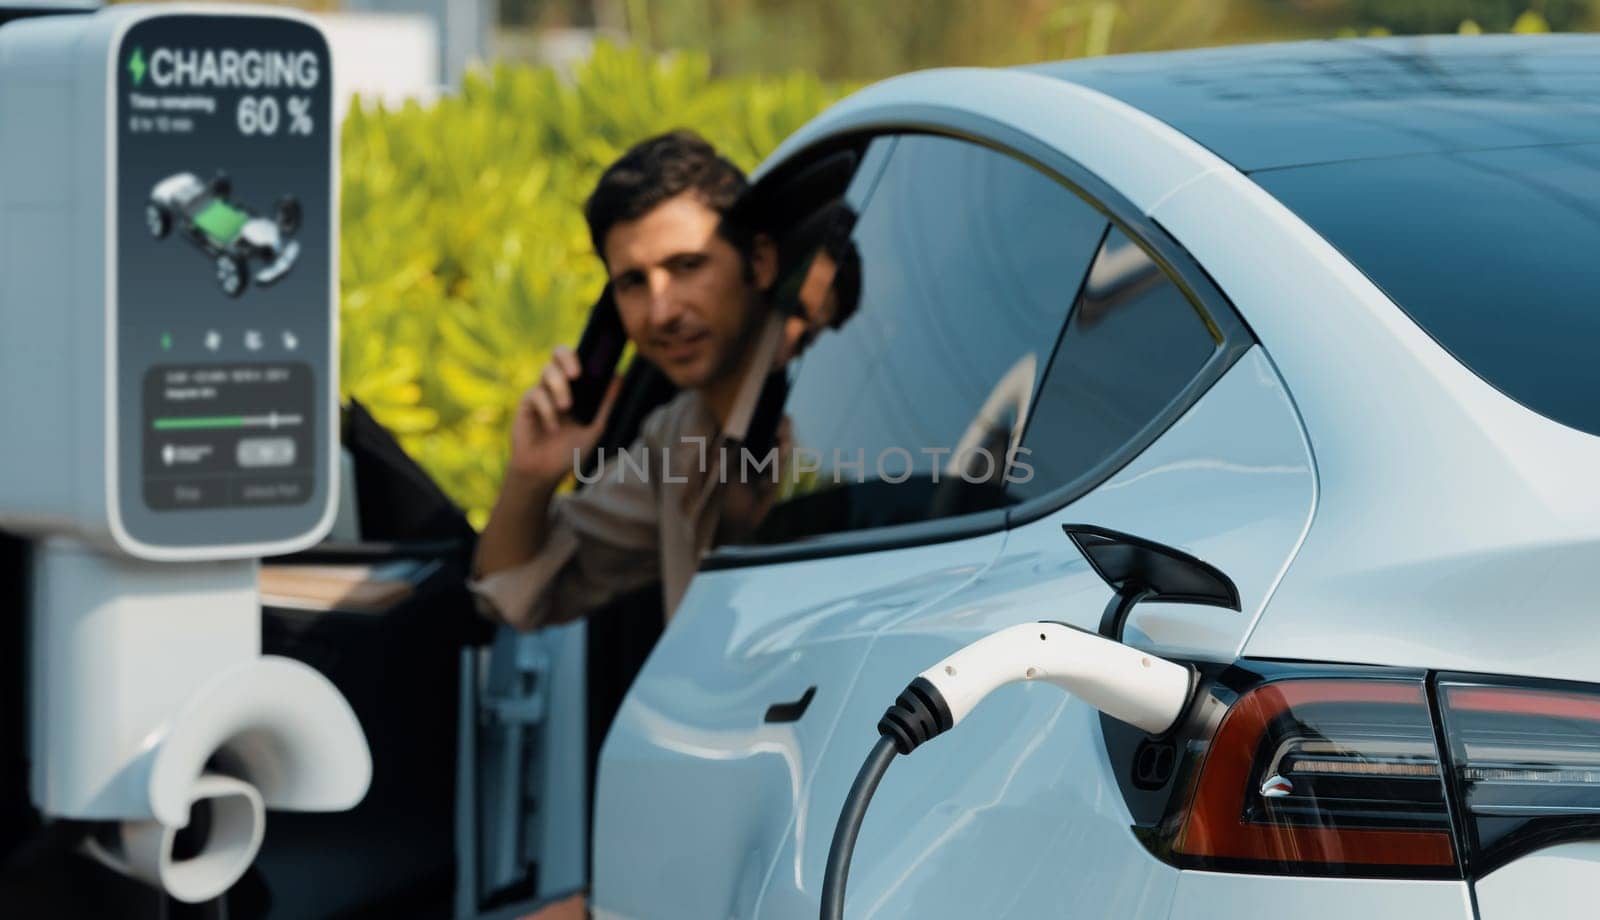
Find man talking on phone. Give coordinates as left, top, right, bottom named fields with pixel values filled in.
left=470, top=129, right=785, bottom=632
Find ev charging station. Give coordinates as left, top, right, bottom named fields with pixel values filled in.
left=0, top=3, right=370, bottom=903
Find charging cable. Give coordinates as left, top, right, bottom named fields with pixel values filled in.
left=820, top=621, right=1194, bottom=920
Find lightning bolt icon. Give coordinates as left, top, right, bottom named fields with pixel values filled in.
left=128, top=46, right=146, bottom=86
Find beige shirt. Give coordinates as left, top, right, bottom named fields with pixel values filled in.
left=471, top=312, right=785, bottom=630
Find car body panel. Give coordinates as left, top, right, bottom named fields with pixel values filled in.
left=747, top=346, right=1314, bottom=918
left=1475, top=842, right=1600, bottom=919
left=756, top=681, right=1181, bottom=919
left=1150, top=166, right=1600, bottom=684
left=238, top=217, right=279, bottom=251
left=149, top=170, right=204, bottom=208
left=996, top=346, right=1314, bottom=662
left=1166, top=871, right=1472, bottom=920
left=589, top=531, right=1005, bottom=920
left=253, top=235, right=299, bottom=283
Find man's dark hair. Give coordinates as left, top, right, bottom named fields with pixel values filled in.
left=584, top=129, right=751, bottom=264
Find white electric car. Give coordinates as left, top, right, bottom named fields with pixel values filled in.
left=9, top=32, right=1593, bottom=920
left=580, top=35, right=1600, bottom=919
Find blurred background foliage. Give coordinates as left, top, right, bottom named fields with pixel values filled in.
left=341, top=43, right=846, bottom=523
left=343, top=0, right=1591, bottom=523
left=499, top=0, right=1596, bottom=77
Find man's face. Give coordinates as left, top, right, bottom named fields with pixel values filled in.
left=603, top=192, right=772, bottom=391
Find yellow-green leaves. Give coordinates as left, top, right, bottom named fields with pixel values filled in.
left=340, top=42, right=849, bottom=526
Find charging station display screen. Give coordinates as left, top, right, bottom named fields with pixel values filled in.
left=115, top=15, right=332, bottom=549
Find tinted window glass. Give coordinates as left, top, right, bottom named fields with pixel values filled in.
left=1255, top=143, right=1600, bottom=437
left=1032, top=39, right=1600, bottom=173
left=738, top=134, right=1109, bottom=545
left=1009, top=227, right=1219, bottom=504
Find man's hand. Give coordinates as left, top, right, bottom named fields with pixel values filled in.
left=508, top=346, right=622, bottom=487
left=475, top=347, right=621, bottom=583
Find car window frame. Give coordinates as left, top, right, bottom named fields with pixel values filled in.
left=702, top=106, right=1254, bottom=573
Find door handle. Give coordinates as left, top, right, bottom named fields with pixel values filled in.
left=763, top=685, right=816, bottom=723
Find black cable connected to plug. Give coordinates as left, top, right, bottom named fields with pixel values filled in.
left=820, top=678, right=953, bottom=920
left=819, top=735, right=895, bottom=920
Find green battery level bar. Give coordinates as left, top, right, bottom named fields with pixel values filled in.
left=153, top=412, right=304, bottom=432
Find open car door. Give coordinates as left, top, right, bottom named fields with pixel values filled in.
left=250, top=361, right=676, bottom=918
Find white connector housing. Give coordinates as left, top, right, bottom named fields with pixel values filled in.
left=918, top=621, right=1193, bottom=735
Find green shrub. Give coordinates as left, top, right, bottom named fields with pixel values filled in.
left=340, top=42, right=850, bottom=526
left=1348, top=0, right=1582, bottom=34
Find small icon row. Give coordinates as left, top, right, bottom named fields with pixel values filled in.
left=163, top=330, right=299, bottom=352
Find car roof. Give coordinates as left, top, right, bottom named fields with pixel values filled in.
left=1028, top=34, right=1600, bottom=172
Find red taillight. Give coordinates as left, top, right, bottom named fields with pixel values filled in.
left=1438, top=681, right=1600, bottom=875
left=1172, top=678, right=1457, bottom=876
left=1132, top=668, right=1600, bottom=879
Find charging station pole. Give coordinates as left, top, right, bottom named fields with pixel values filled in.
left=0, top=4, right=370, bottom=904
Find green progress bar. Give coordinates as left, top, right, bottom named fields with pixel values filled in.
left=153, top=412, right=303, bottom=432
left=154, top=416, right=245, bottom=431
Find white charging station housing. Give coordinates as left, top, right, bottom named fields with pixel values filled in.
left=0, top=7, right=370, bottom=903
left=0, top=3, right=338, bottom=561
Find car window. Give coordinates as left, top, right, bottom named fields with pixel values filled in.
left=1007, top=226, right=1222, bottom=505
left=1255, top=144, right=1600, bottom=437
left=728, top=133, right=1109, bottom=547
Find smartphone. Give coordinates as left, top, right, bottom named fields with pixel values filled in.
left=568, top=284, right=627, bottom=425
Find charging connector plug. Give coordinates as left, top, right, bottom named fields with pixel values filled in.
left=823, top=621, right=1196, bottom=919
